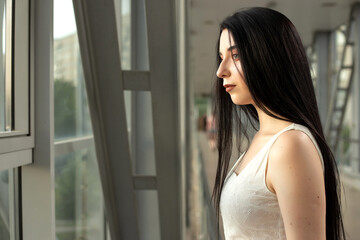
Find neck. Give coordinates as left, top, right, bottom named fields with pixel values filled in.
left=253, top=105, right=292, bottom=135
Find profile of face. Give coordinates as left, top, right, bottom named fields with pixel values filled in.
left=217, top=29, right=254, bottom=106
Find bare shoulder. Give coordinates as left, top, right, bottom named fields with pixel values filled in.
left=266, top=129, right=326, bottom=239
left=266, top=129, right=324, bottom=193
left=269, top=129, right=321, bottom=168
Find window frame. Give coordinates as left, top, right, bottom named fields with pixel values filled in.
left=0, top=0, right=33, bottom=170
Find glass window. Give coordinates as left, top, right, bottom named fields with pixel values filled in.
left=0, top=1, right=4, bottom=131
left=0, top=170, right=9, bottom=240
left=118, top=0, right=131, bottom=70
left=1, top=0, right=31, bottom=137
left=0, top=169, right=17, bottom=240
left=333, top=22, right=360, bottom=240
left=54, top=0, right=92, bottom=141
left=53, top=59, right=92, bottom=140
left=55, top=148, right=104, bottom=240
left=54, top=1, right=106, bottom=239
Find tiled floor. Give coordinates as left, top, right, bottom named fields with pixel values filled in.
left=341, top=173, right=360, bottom=239
left=195, top=131, right=240, bottom=240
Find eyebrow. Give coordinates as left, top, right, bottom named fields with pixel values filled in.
left=219, top=45, right=238, bottom=56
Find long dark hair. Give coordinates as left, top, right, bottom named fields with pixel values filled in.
left=211, top=7, right=345, bottom=240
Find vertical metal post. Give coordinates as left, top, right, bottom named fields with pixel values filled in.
left=0, top=1, right=5, bottom=131
left=131, top=0, right=154, bottom=176
left=13, top=0, right=30, bottom=133
left=145, top=0, right=182, bottom=238
left=5, top=0, right=12, bottom=131
left=314, top=31, right=330, bottom=128
left=354, top=5, right=360, bottom=172
left=22, top=0, right=56, bottom=239
left=329, top=31, right=337, bottom=107
left=178, top=0, right=189, bottom=235
left=131, top=0, right=159, bottom=239
left=73, top=0, right=139, bottom=239
left=8, top=169, right=14, bottom=240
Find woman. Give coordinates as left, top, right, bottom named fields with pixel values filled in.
left=212, top=7, right=345, bottom=240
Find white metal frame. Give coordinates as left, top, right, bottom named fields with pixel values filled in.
left=21, top=0, right=55, bottom=240
left=0, top=0, right=33, bottom=170
left=0, top=2, right=32, bottom=238
left=123, top=70, right=150, bottom=91
left=5, top=0, right=12, bottom=130
left=145, top=1, right=182, bottom=237
left=73, top=0, right=139, bottom=239
left=54, top=136, right=94, bottom=157
left=5, top=0, right=189, bottom=239
left=0, top=0, right=32, bottom=136
left=73, top=0, right=185, bottom=239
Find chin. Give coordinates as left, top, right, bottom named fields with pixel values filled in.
left=230, top=95, right=253, bottom=106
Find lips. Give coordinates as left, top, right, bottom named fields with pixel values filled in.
left=223, top=84, right=236, bottom=92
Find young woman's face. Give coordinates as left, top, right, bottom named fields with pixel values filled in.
left=217, top=29, right=254, bottom=105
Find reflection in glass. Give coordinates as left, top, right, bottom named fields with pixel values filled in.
left=0, top=0, right=7, bottom=132
left=55, top=148, right=104, bottom=240
left=0, top=169, right=9, bottom=240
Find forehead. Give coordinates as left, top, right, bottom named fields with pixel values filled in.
left=219, top=29, right=235, bottom=50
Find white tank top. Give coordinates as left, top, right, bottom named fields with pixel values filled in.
left=220, top=123, right=324, bottom=240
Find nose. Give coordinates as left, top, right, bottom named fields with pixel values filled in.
left=216, top=59, right=230, bottom=79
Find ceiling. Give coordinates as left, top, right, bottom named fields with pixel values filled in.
left=189, top=0, right=357, bottom=95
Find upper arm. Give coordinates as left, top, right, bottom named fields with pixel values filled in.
left=267, top=130, right=326, bottom=240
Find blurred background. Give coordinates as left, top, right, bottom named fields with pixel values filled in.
left=1, top=0, right=360, bottom=239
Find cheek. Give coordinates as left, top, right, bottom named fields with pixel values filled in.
left=235, top=62, right=244, bottom=74
left=242, top=80, right=249, bottom=89
left=232, top=65, right=245, bottom=82
left=236, top=74, right=247, bottom=87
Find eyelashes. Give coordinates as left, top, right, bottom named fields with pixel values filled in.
left=218, top=52, right=240, bottom=62
left=232, top=53, right=240, bottom=61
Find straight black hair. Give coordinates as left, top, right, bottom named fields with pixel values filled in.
left=211, top=7, right=346, bottom=240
